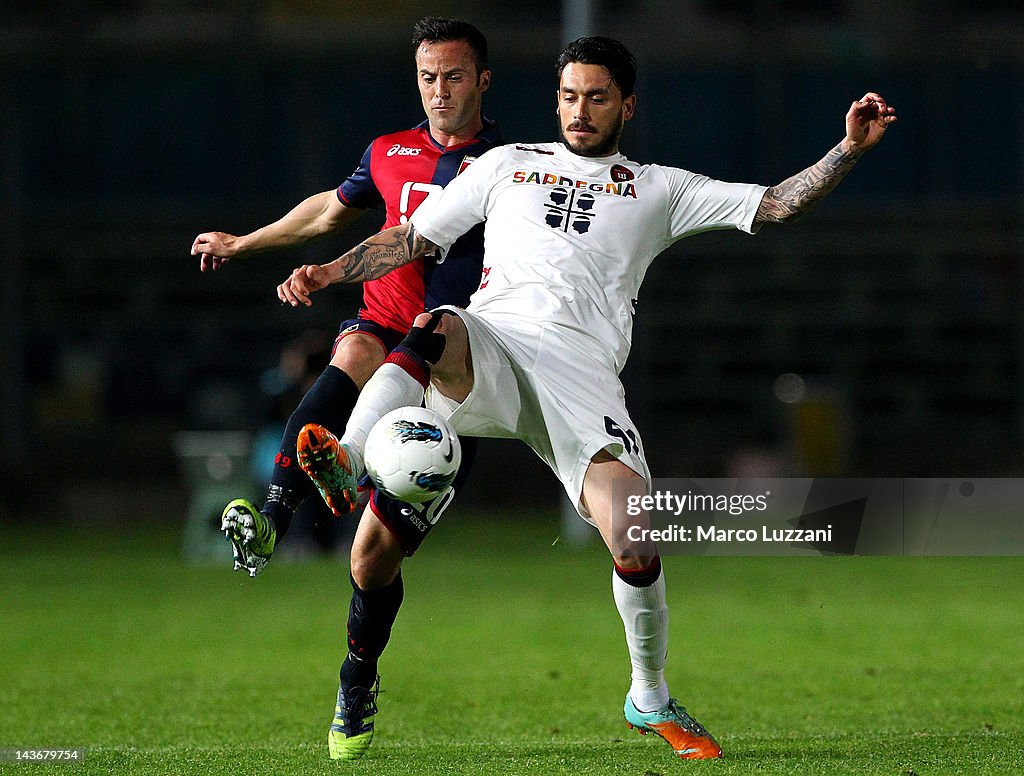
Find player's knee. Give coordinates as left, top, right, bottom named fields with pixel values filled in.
left=350, top=539, right=403, bottom=590
left=330, top=334, right=386, bottom=387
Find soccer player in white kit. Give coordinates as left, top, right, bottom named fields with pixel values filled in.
left=277, top=37, right=896, bottom=760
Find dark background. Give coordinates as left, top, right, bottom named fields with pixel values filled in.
left=1, top=0, right=1022, bottom=526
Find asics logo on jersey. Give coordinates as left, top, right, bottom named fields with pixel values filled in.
left=545, top=187, right=595, bottom=235
left=387, top=144, right=422, bottom=157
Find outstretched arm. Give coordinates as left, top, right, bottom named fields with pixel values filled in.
left=192, top=189, right=364, bottom=271
left=277, top=221, right=439, bottom=307
left=755, top=92, right=897, bottom=224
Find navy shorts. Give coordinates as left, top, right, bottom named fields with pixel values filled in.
left=333, top=317, right=406, bottom=357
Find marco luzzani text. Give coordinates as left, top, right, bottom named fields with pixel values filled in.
left=624, top=490, right=832, bottom=545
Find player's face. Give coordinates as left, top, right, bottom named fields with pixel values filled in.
left=557, top=62, right=636, bottom=158
left=416, top=40, right=491, bottom=144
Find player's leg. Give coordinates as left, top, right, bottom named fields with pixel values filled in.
left=267, top=331, right=385, bottom=527
left=581, top=454, right=722, bottom=760
left=298, top=310, right=472, bottom=514
left=222, top=326, right=388, bottom=576
left=327, top=429, right=473, bottom=761
left=328, top=514, right=403, bottom=761
left=581, top=454, right=668, bottom=708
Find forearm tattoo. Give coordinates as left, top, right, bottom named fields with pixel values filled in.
left=756, top=143, right=859, bottom=224
left=333, top=224, right=436, bottom=283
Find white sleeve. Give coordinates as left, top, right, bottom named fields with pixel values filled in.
left=662, top=166, right=767, bottom=239
left=409, top=148, right=504, bottom=251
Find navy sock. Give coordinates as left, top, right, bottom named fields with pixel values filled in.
left=262, top=365, right=359, bottom=539
left=341, top=572, right=404, bottom=687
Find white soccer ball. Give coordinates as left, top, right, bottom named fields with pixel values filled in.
left=364, top=406, right=462, bottom=503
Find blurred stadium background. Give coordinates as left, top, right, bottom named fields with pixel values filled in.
left=1, top=0, right=1023, bottom=534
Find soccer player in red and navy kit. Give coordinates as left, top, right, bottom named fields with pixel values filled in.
left=190, top=17, right=500, bottom=760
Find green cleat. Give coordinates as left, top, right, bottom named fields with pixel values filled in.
left=220, top=499, right=277, bottom=577
left=296, top=423, right=361, bottom=517
left=328, top=676, right=379, bottom=761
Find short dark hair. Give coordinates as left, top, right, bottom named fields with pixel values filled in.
left=556, top=36, right=637, bottom=98
left=412, top=17, right=489, bottom=76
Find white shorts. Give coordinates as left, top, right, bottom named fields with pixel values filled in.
left=425, top=306, right=651, bottom=522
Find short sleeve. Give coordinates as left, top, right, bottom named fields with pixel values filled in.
left=337, top=143, right=383, bottom=210
left=662, top=167, right=767, bottom=239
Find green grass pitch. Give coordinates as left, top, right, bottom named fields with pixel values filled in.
left=1, top=511, right=1022, bottom=775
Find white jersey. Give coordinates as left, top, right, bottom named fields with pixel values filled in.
left=411, top=141, right=766, bottom=373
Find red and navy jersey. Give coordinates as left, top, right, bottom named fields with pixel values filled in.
left=337, top=118, right=502, bottom=334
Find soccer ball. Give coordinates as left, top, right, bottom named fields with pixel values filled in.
left=364, top=406, right=462, bottom=503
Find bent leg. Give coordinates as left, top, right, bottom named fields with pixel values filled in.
left=341, top=310, right=473, bottom=459
left=262, top=332, right=384, bottom=538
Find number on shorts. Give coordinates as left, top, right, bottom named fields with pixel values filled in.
left=604, top=416, right=638, bottom=455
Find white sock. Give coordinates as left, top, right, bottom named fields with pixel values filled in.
left=341, top=362, right=426, bottom=469
left=612, top=567, right=670, bottom=712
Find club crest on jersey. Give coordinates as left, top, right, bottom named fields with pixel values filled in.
left=511, top=169, right=637, bottom=199
left=457, top=156, right=477, bottom=175
left=610, top=164, right=635, bottom=182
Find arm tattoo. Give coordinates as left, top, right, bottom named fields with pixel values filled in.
left=332, top=223, right=437, bottom=283
left=756, top=143, right=859, bottom=224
